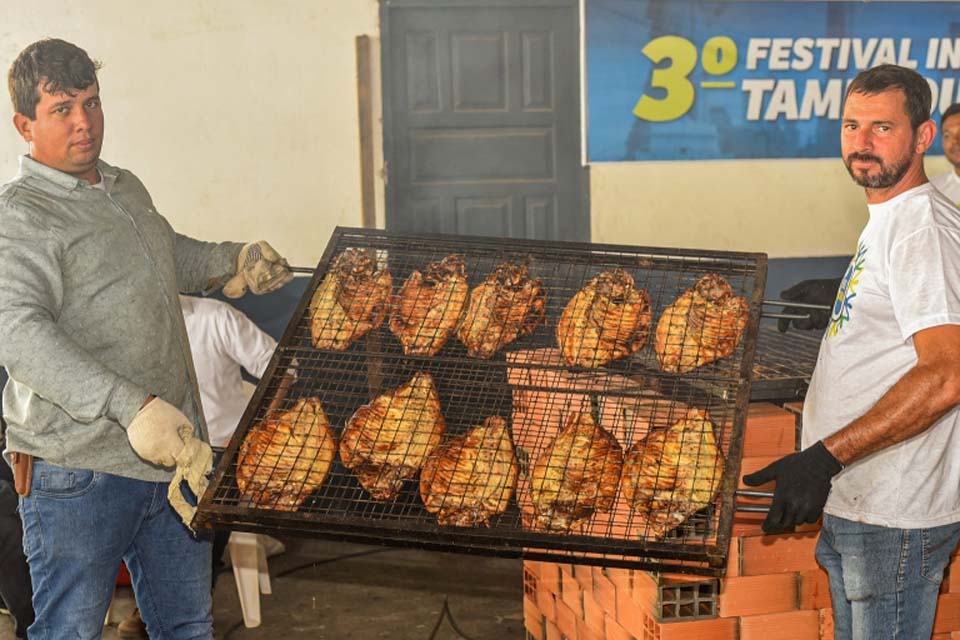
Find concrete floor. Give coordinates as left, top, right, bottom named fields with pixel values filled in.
left=0, top=536, right=525, bottom=640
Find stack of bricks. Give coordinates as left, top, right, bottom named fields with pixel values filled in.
left=522, top=401, right=960, bottom=640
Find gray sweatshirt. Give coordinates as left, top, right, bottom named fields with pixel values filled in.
left=0, top=156, right=242, bottom=482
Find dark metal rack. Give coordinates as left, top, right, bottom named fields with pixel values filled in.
left=196, top=227, right=767, bottom=576
left=750, top=325, right=822, bottom=401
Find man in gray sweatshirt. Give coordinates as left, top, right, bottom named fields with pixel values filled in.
left=0, top=38, right=293, bottom=639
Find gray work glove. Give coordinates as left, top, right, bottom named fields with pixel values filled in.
left=223, top=241, right=294, bottom=298
left=127, top=398, right=213, bottom=530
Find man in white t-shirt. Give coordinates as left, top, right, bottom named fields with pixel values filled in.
left=932, top=103, right=960, bottom=206
left=744, top=65, right=960, bottom=640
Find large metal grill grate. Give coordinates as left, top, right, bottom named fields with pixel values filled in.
left=197, top=227, right=767, bottom=576
left=750, top=325, right=822, bottom=401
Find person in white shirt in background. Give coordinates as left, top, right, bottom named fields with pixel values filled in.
left=118, top=295, right=283, bottom=638
left=180, top=295, right=277, bottom=450
left=932, top=103, right=960, bottom=206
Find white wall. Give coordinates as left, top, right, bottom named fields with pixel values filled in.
left=0, top=1, right=381, bottom=269
left=2, top=2, right=953, bottom=265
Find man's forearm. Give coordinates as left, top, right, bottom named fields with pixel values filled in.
left=824, top=361, right=960, bottom=465
left=172, top=233, right=243, bottom=293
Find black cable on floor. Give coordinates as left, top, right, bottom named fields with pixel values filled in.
left=426, top=596, right=481, bottom=640
left=221, top=548, right=487, bottom=640
left=221, top=547, right=394, bottom=639
left=273, top=547, right=394, bottom=579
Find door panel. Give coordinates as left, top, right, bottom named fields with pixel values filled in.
left=383, top=1, right=587, bottom=241
left=411, top=128, right=554, bottom=183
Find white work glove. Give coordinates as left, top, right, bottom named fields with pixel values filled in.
left=222, top=241, right=294, bottom=299
left=128, top=398, right=213, bottom=530
left=167, top=424, right=213, bottom=531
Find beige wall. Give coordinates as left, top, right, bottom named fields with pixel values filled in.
left=0, top=1, right=381, bottom=269
left=1, top=3, right=954, bottom=265
left=591, top=155, right=954, bottom=258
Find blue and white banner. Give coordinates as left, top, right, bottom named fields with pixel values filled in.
left=586, top=0, right=960, bottom=161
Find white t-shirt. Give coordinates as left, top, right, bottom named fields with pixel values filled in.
left=180, top=295, right=277, bottom=447
left=932, top=170, right=960, bottom=207
left=802, top=183, right=960, bottom=528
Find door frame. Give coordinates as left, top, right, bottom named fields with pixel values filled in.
left=378, top=0, right=590, bottom=239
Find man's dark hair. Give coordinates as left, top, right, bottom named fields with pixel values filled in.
left=943, top=103, right=960, bottom=125
left=7, top=38, right=100, bottom=120
left=845, top=64, right=932, bottom=130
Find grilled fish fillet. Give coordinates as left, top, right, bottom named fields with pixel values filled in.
left=530, top=412, right=623, bottom=532
left=458, top=260, right=546, bottom=359
left=420, top=416, right=518, bottom=527
left=236, top=398, right=336, bottom=512
left=310, top=248, right=393, bottom=350
left=557, top=268, right=652, bottom=368
left=654, top=274, right=748, bottom=374
left=340, top=372, right=446, bottom=500
left=389, top=255, right=469, bottom=356
left=621, top=408, right=724, bottom=536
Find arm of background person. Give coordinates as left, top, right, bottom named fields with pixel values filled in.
left=0, top=206, right=149, bottom=427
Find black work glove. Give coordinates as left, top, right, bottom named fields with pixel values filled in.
left=742, top=440, right=843, bottom=533
left=777, top=277, right=842, bottom=332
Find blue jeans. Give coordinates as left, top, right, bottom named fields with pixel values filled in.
left=815, top=513, right=960, bottom=640
left=19, top=461, right=212, bottom=640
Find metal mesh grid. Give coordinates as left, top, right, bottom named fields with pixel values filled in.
left=749, top=325, right=822, bottom=401
left=197, top=227, right=766, bottom=576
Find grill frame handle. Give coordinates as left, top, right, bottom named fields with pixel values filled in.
left=761, top=299, right=831, bottom=322
left=733, top=489, right=802, bottom=534
left=734, top=489, right=773, bottom=513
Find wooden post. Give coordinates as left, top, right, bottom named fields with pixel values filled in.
left=356, top=35, right=376, bottom=230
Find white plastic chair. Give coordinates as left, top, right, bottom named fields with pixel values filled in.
left=227, top=532, right=272, bottom=627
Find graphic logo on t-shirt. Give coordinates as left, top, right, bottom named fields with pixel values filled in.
left=827, top=242, right=867, bottom=338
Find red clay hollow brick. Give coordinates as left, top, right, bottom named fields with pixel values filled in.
left=743, top=403, right=797, bottom=457
left=560, top=568, right=584, bottom=614
left=581, top=590, right=606, bottom=635
left=592, top=568, right=618, bottom=618
left=934, top=593, right=960, bottom=635
left=740, top=609, right=820, bottom=640
left=525, top=595, right=546, bottom=640
left=718, top=573, right=798, bottom=618
left=947, top=555, right=960, bottom=593
left=741, top=530, right=821, bottom=576
left=799, top=568, right=832, bottom=610
left=738, top=455, right=781, bottom=492
left=604, top=614, right=636, bottom=640
left=577, top=616, right=606, bottom=640
left=554, top=598, right=580, bottom=639
left=544, top=618, right=562, bottom=640
left=818, top=607, right=834, bottom=640
left=615, top=588, right=648, bottom=639
left=537, top=589, right=558, bottom=624
left=723, top=537, right=741, bottom=578
left=658, top=616, right=739, bottom=640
